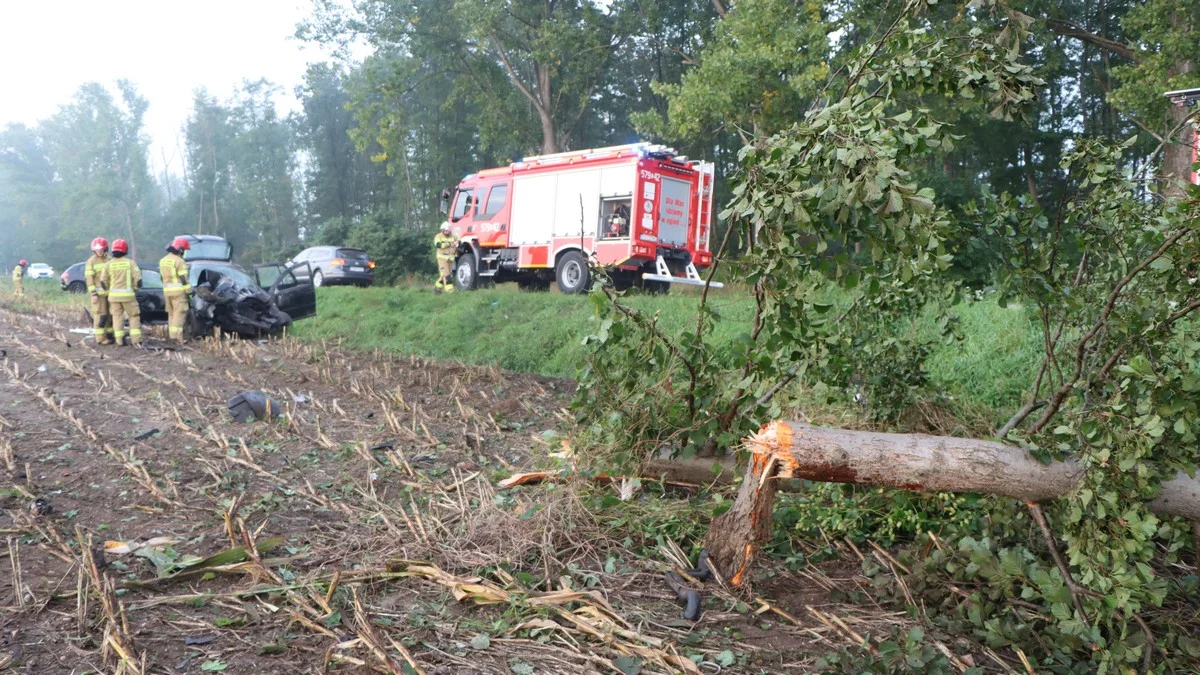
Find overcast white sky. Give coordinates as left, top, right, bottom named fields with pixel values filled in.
left=0, top=0, right=350, bottom=176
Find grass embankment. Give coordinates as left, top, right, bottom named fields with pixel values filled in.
left=293, top=284, right=1042, bottom=420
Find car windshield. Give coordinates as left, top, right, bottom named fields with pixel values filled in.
left=192, top=263, right=258, bottom=289
left=336, top=249, right=369, bottom=261
left=184, top=240, right=232, bottom=261
left=137, top=268, right=162, bottom=289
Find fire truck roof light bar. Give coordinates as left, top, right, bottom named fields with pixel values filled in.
left=517, top=143, right=680, bottom=165
left=643, top=256, right=724, bottom=288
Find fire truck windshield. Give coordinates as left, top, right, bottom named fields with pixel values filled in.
left=451, top=188, right=475, bottom=221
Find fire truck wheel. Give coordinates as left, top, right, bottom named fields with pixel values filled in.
left=555, top=251, right=591, bottom=295
left=517, top=276, right=551, bottom=292
left=454, top=254, right=478, bottom=291
left=642, top=279, right=671, bottom=295
left=608, top=271, right=635, bottom=291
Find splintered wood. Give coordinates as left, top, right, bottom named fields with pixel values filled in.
left=703, top=421, right=798, bottom=587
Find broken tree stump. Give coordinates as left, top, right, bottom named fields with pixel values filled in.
left=696, top=421, right=1200, bottom=586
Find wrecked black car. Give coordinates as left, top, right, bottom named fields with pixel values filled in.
left=184, top=261, right=316, bottom=339
left=94, top=261, right=315, bottom=340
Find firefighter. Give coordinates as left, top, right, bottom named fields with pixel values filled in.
left=85, top=238, right=114, bottom=344
left=159, top=237, right=191, bottom=343
left=99, top=239, right=143, bottom=346
left=433, top=224, right=456, bottom=294
left=11, top=260, right=28, bottom=298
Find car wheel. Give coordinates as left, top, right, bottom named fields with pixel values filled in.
left=555, top=251, right=591, bottom=295
left=313, top=269, right=324, bottom=288
left=517, top=276, right=551, bottom=292
left=67, top=281, right=86, bottom=293
left=454, top=254, right=478, bottom=291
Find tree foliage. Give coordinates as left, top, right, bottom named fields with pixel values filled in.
left=577, top=0, right=1200, bottom=670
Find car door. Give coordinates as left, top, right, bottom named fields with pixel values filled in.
left=254, top=262, right=316, bottom=321
left=136, top=267, right=168, bottom=323
left=290, top=250, right=314, bottom=283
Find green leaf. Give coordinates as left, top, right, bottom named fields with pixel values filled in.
left=716, top=650, right=735, bottom=667
left=613, top=655, right=642, bottom=675
left=201, top=662, right=228, bottom=672
left=323, top=611, right=342, bottom=628
left=470, top=634, right=491, bottom=650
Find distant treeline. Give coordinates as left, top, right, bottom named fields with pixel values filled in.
left=1, top=0, right=1193, bottom=285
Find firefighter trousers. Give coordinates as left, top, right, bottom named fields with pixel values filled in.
left=91, top=294, right=114, bottom=343
left=13, top=277, right=23, bottom=298
left=435, top=257, right=454, bottom=292
left=164, top=292, right=189, bottom=342
left=110, top=298, right=142, bottom=345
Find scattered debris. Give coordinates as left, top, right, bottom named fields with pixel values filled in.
left=29, top=498, right=52, bottom=516
left=663, top=550, right=712, bottom=622
left=104, top=536, right=181, bottom=556
left=292, top=393, right=310, bottom=404
left=226, top=391, right=284, bottom=423
left=184, top=635, right=219, bottom=646
left=498, top=471, right=553, bottom=489
left=133, top=428, right=160, bottom=441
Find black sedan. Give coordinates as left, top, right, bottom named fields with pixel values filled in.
left=61, top=262, right=161, bottom=294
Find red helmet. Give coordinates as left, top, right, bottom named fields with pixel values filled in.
left=171, top=236, right=191, bottom=251
left=111, top=239, right=128, bottom=255
left=91, top=237, right=109, bottom=253
left=19, top=260, right=28, bottom=266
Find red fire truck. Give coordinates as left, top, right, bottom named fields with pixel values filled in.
left=438, top=143, right=722, bottom=294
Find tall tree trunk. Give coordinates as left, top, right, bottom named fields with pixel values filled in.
left=1163, top=11, right=1195, bottom=201
left=538, top=107, right=559, bottom=155
left=1163, top=102, right=1195, bottom=200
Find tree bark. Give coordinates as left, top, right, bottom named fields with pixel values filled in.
left=1163, top=102, right=1196, bottom=200
left=672, top=421, right=1200, bottom=585
left=1162, top=15, right=1195, bottom=201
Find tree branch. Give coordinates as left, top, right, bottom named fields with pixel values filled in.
left=1030, top=228, right=1193, bottom=433
left=490, top=37, right=545, bottom=113
left=710, top=0, right=728, bottom=18
left=1045, top=19, right=1140, bottom=63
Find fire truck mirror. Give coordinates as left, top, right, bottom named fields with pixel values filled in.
left=439, top=189, right=450, bottom=215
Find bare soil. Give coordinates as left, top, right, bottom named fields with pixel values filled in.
left=0, top=297, right=895, bottom=674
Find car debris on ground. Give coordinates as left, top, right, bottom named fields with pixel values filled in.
left=226, top=390, right=285, bottom=422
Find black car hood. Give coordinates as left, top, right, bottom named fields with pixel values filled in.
left=192, top=275, right=291, bottom=338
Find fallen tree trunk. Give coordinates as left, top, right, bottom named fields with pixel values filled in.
left=670, top=422, right=1200, bottom=586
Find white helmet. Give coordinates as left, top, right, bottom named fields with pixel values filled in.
left=441, top=223, right=451, bottom=233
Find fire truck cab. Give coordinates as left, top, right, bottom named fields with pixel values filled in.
left=439, top=143, right=721, bottom=294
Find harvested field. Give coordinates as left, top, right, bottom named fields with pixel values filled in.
left=1, top=295, right=916, bottom=674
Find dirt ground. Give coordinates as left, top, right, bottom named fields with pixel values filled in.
left=0, top=296, right=905, bottom=675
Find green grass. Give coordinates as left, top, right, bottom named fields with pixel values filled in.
left=293, top=284, right=1042, bottom=417
left=291, top=284, right=756, bottom=378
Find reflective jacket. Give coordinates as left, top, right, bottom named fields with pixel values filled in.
left=85, top=254, right=109, bottom=295
left=100, top=257, right=141, bottom=302
left=12, top=265, right=23, bottom=282
left=159, top=253, right=189, bottom=296
left=433, top=232, right=456, bottom=261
